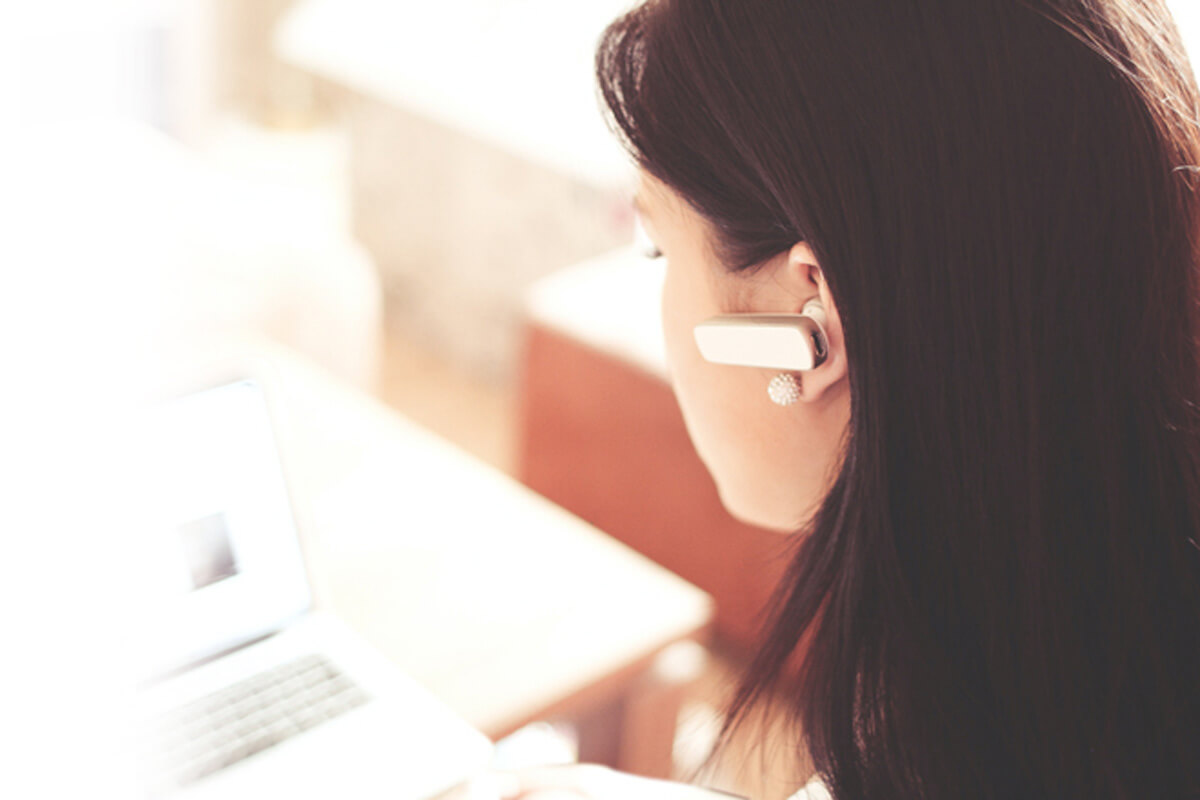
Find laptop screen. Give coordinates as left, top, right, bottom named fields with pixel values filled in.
left=133, top=378, right=312, bottom=680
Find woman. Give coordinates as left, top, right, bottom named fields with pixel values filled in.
left=469, top=0, right=1200, bottom=797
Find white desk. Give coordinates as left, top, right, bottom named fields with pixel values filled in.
left=256, top=345, right=713, bottom=776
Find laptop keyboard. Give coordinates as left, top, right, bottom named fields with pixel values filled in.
left=140, top=653, right=370, bottom=793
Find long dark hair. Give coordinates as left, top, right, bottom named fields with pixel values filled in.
left=595, top=1, right=1200, bottom=797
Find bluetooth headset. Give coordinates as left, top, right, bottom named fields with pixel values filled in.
left=692, top=297, right=829, bottom=406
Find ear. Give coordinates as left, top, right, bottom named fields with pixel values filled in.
left=757, top=241, right=849, bottom=402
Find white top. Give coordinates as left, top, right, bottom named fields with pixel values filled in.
left=787, top=775, right=833, bottom=800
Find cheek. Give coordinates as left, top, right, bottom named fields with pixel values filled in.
left=660, top=259, right=705, bottom=410
left=659, top=264, right=689, bottom=382
left=660, top=260, right=734, bottom=463
left=659, top=260, right=816, bottom=531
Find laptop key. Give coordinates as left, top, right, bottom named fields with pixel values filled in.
left=142, top=653, right=369, bottom=789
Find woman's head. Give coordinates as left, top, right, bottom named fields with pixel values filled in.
left=635, top=170, right=851, bottom=531
left=598, top=1, right=1200, bottom=797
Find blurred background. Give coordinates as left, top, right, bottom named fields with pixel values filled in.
left=4, top=2, right=1200, bottom=798
left=0, top=0, right=645, bottom=467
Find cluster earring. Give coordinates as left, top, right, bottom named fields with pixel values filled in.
left=768, top=373, right=802, bottom=406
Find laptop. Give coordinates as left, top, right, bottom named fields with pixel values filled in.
left=127, top=375, right=494, bottom=799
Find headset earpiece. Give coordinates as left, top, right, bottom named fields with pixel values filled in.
left=693, top=298, right=829, bottom=371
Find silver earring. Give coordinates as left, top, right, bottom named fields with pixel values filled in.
left=768, top=373, right=801, bottom=405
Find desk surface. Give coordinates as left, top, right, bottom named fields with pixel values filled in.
left=255, top=345, right=713, bottom=738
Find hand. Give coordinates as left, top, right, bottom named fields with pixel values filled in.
left=438, top=764, right=748, bottom=800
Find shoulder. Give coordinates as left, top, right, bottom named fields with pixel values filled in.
left=787, top=775, right=833, bottom=800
